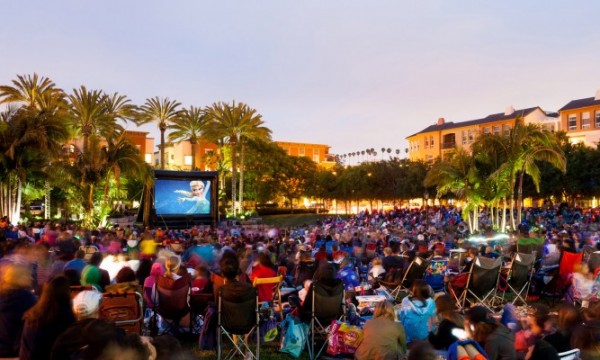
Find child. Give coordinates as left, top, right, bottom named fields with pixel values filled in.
left=175, top=180, right=210, bottom=214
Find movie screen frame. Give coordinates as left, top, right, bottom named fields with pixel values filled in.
left=152, top=170, right=218, bottom=222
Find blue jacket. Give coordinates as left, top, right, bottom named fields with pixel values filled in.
left=398, top=297, right=436, bottom=343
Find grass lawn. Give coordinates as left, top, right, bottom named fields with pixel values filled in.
left=192, top=342, right=312, bottom=359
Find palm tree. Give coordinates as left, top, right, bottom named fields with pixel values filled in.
left=425, top=149, right=485, bottom=232
left=205, top=101, right=271, bottom=216
left=138, top=97, right=182, bottom=169
left=0, top=74, right=70, bottom=222
left=473, top=118, right=565, bottom=230
left=168, top=106, right=211, bottom=170
left=68, top=86, right=119, bottom=153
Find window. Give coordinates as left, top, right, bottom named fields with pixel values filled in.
left=502, top=124, right=510, bottom=136
left=581, top=112, right=590, bottom=129
left=468, top=130, right=474, bottom=143
left=145, top=153, right=152, bottom=164
left=170, top=154, right=175, bottom=160
left=298, top=147, right=305, bottom=156
left=430, top=136, right=434, bottom=147
left=493, top=126, right=500, bottom=135
left=313, top=148, right=319, bottom=156
left=483, top=127, right=490, bottom=134
left=568, top=115, right=577, bottom=130
left=462, top=131, right=467, bottom=145
left=596, top=111, right=600, bottom=128
left=184, top=156, right=192, bottom=166
left=424, top=137, right=429, bottom=149
left=313, top=155, right=319, bottom=162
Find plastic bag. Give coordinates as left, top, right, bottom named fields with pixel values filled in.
left=260, top=317, right=279, bottom=343
left=327, top=320, right=364, bottom=355
left=279, top=314, right=309, bottom=358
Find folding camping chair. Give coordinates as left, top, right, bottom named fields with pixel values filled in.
left=252, top=275, right=284, bottom=320
left=217, top=286, right=259, bottom=360
left=99, top=291, right=144, bottom=334
left=497, top=252, right=536, bottom=305
left=379, top=256, right=429, bottom=302
left=543, top=251, right=583, bottom=305
left=153, top=276, right=192, bottom=336
left=450, top=256, right=502, bottom=312
left=300, top=280, right=346, bottom=360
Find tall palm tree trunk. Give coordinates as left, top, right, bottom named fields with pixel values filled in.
left=190, top=140, right=197, bottom=171
left=45, top=181, right=51, bottom=219
left=517, top=171, right=524, bottom=225
left=238, top=141, right=246, bottom=213
left=230, top=142, right=237, bottom=217
left=502, top=198, right=508, bottom=233
left=160, top=129, right=166, bottom=169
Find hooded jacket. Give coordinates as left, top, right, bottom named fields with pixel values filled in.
left=398, top=296, right=436, bottom=343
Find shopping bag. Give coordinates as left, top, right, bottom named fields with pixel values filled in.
left=279, top=314, right=309, bottom=358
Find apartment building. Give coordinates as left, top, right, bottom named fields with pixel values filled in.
left=558, top=90, right=600, bottom=147
left=406, top=106, right=558, bottom=162
left=159, top=140, right=335, bottom=171
left=64, top=130, right=155, bottom=165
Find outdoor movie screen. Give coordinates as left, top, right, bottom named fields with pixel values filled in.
left=154, top=178, right=212, bottom=216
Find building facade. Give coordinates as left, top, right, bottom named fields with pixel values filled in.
left=558, top=90, right=600, bottom=147
left=406, top=106, right=557, bottom=162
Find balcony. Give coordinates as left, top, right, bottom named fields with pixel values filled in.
left=441, top=142, right=456, bottom=149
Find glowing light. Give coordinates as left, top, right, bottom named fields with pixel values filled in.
left=467, top=233, right=510, bottom=243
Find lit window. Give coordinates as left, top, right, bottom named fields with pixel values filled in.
left=313, top=155, right=319, bottom=162
left=581, top=112, right=590, bottom=129
left=184, top=156, right=192, bottom=165
left=145, top=153, right=152, bottom=164
left=568, top=115, right=577, bottom=130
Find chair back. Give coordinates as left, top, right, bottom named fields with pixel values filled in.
left=99, top=291, right=143, bottom=334
left=155, top=276, right=191, bottom=320
left=402, top=256, right=429, bottom=289
left=559, top=251, right=584, bottom=278
left=468, top=256, right=502, bottom=297
left=311, top=280, right=345, bottom=324
left=424, top=259, right=448, bottom=292
left=219, top=286, right=258, bottom=335
left=252, top=275, right=282, bottom=287
left=190, top=292, right=213, bottom=315
left=508, top=252, right=536, bottom=289
left=70, top=285, right=94, bottom=299
left=558, top=348, right=580, bottom=360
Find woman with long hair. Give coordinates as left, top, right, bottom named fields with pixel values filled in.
left=355, top=300, right=407, bottom=360
left=0, top=263, right=37, bottom=357
left=428, top=294, right=463, bottom=351
left=464, top=306, right=516, bottom=360
left=20, top=275, right=76, bottom=360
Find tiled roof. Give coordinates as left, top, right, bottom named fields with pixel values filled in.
left=558, top=97, right=600, bottom=112
left=407, top=107, right=542, bottom=138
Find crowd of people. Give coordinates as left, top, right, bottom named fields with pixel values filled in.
left=0, top=204, right=599, bottom=360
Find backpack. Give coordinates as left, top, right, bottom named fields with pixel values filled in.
left=198, top=303, right=217, bottom=350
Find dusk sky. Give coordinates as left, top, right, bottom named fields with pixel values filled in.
left=3, top=1, right=600, bottom=157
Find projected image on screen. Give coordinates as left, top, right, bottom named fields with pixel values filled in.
left=154, top=179, right=211, bottom=215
